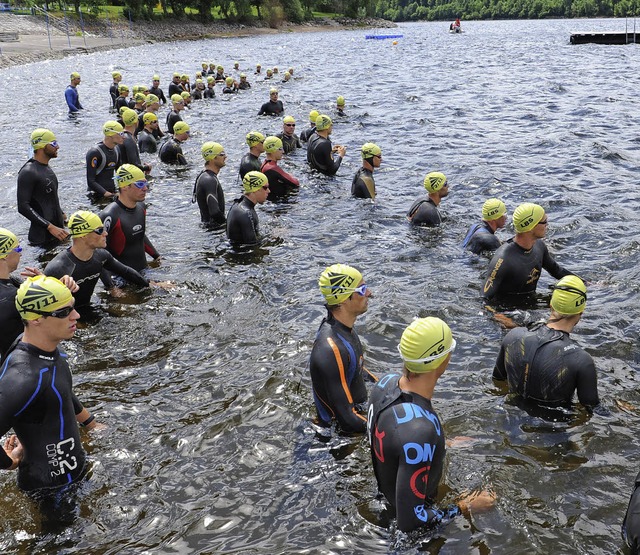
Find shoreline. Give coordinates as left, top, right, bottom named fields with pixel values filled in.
left=0, top=15, right=396, bottom=69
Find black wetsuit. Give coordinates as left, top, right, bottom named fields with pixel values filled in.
left=149, top=85, right=167, bottom=105
left=260, top=159, right=299, bottom=199
left=165, top=110, right=182, bottom=135
left=0, top=342, right=87, bottom=492
left=203, top=87, right=216, bottom=99
left=99, top=199, right=159, bottom=272
left=0, top=277, right=22, bottom=359
left=483, top=238, right=572, bottom=300
left=352, top=167, right=376, bottom=199
left=138, top=129, right=158, bottom=154
left=118, top=131, right=145, bottom=171
left=257, top=100, right=284, bottom=116
left=623, top=470, right=640, bottom=552
left=309, top=313, right=368, bottom=433
left=275, top=133, right=301, bottom=154
left=238, top=153, right=261, bottom=180
left=461, top=221, right=500, bottom=254
left=114, top=96, right=129, bottom=113
left=86, top=142, right=120, bottom=197
left=44, top=248, right=149, bottom=310
left=493, top=323, right=600, bottom=408
left=214, top=72, right=225, bottom=83
left=407, top=197, right=441, bottom=227
left=192, top=88, right=204, bottom=100
left=168, top=82, right=182, bottom=97
left=300, top=126, right=316, bottom=144
left=222, top=86, right=237, bottom=94
left=193, top=169, right=226, bottom=227
left=367, top=373, right=460, bottom=532
left=238, top=81, right=251, bottom=90
left=17, top=159, right=64, bottom=246
left=226, top=196, right=260, bottom=245
left=159, top=138, right=187, bottom=165
left=307, top=134, right=342, bottom=176
left=109, top=82, right=119, bottom=110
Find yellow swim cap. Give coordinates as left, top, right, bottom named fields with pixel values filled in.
left=122, top=109, right=139, bottom=126
left=550, top=275, right=587, bottom=315
left=269, top=87, right=278, bottom=94
left=195, top=72, right=202, bottom=78
left=181, top=91, right=191, bottom=99
left=361, top=143, right=381, bottom=159
left=171, top=94, right=184, bottom=104
left=30, top=128, right=56, bottom=150
left=256, top=63, right=261, bottom=68
left=202, top=62, right=208, bottom=67
left=15, top=275, right=73, bottom=321
left=309, top=109, right=319, bottom=123
left=68, top=210, right=103, bottom=237
left=315, top=115, right=332, bottom=131
left=173, top=72, right=180, bottom=78
left=207, top=76, right=214, bottom=83
left=0, top=228, right=18, bottom=259
left=119, top=106, right=129, bottom=115
left=246, top=131, right=265, bottom=146
left=482, top=198, right=507, bottom=221
left=118, top=84, right=129, bottom=92
left=173, top=121, right=190, bottom=135
left=217, top=66, right=223, bottom=72
left=112, top=71, right=121, bottom=78
left=240, top=73, right=247, bottom=78
left=267, top=69, right=274, bottom=75
left=283, top=115, right=295, bottom=125
left=336, top=95, right=345, bottom=106
left=513, top=203, right=545, bottom=233
left=399, top=317, right=455, bottom=373
left=142, top=112, right=158, bottom=124
left=103, top=120, right=124, bottom=136
left=264, top=136, right=283, bottom=153
left=115, top=164, right=146, bottom=188
left=243, top=171, right=268, bottom=193
left=181, top=74, right=189, bottom=80
left=201, top=141, right=224, bottom=160
left=225, top=76, right=234, bottom=85
left=196, top=78, right=203, bottom=84
left=70, top=72, right=80, bottom=80
left=134, top=92, right=146, bottom=103
left=318, top=263, right=363, bottom=306
left=145, top=93, right=159, bottom=104
left=152, top=74, right=160, bottom=81
left=423, top=172, right=448, bottom=192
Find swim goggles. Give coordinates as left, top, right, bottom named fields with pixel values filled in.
left=322, top=284, right=370, bottom=297
left=397, top=338, right=457, bottom=364
left=550, top=284, right=587, bottom=301
left=26, top=305, right=76, bottom=319
left=13, top=246, right=23, bottom=253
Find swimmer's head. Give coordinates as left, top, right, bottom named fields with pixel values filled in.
left=207, top=76, right=214, bottom=83
left=152, top=74, right=160, bottom=81
left=201, top=141, right=225, bottom=161
left=115, top=164, right=146, bottom=188
left=423, top=172, right=448, bottom=193
left=122, top=109, right=139, bottom=126
left=145, top=93, right=159, bottom=105
left=180, top=74, right=189, bottom=81
left=173, top=121, right=190, bottom=135
left=246, top=131, right=265, bottom=147
left=309, top=109, right=319, bottom=123
left=267, top=69, right=274, bottom=76
left=181, top=91, right=191, bottom=100
left=315, top=115, right=332, bottom=131
left=30, top=128, right=56, bottom=150
left=15, top=275, right=73, bottom=321
left=269, top=87, right=278, bottom=95
left=283, top=115, right=295, bottom=125
left=482, top=198, right=507, bottom=221
left=171, top=94, right=184, bottom=105
left=217, top=65, right=223, bottom=72
left=0, top=228, right=19, bottom=259
left=118, top=84, right=129, bottom=92
left=240, top=73, right=247, bottom=79
left=550, top=275, right=587, bottom=316
left=142, top=112, right=158, bottom=125
left=225, top=76, right=234, bottom=86
left=134, top=92, right=146, bottom=103
left=112, top=71, right=122, bottom=79
left=70, top=71, right=81, bottom=81
left=399, top=317, right=455, bottom=373
left=336, top=95, right=345, bottom=106
left=361, top=142, right=381, bottom=160
left=264, top=136, right=283, bottom=154
left=103, top=121, right=124, bottom=136
left=68, top=210, right=103, bottom=238
left=242, top=171, right=269, bottom=193
left=172, top=72, right=180, bottom=79
left=318, top=263, right=363, bottom=306
left=513, top=203, right=545, bottom=233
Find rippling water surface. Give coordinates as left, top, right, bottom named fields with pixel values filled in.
left=1, top=17, right=639, bottom=554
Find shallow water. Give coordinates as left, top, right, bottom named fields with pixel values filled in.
left=0, top=17, right=639, bottom=554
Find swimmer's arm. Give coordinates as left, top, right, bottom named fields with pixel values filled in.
left=492, top=344, right=507, bottom=380
left=482, top=257, right=505, bottom=300
left=16, top=172, right=52, bottom=229
left=206, top=192, right=226, bottom=225
left=104, top=253, right=150, bottom=287
left=541, top=243, right=572, bottom=280
left=575, top=355, right=601, bottom=409
left=144, top=235, right=160, bottom=260
left=75, top=403, right=99, bottom=431
left=85, top=151, right=109, bottom=197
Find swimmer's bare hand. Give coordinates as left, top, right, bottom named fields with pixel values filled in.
left=151, top=280, right=175, bottom=290
left=109, top=287, right=125, bottom=298
left=336, top=146, right=347, bottom=157
left=103, top=192, right=114, bottom=198
left=458, top=490, right=496, bottom=515
left=90, top=422, right=108, bottom=432
left=20, top=266, right=42, bottom=278
left=60, top=275, right=79, bottom=293
left=492, top=313, right=517, bottom=329
left=446, top=436, right=475, bottom=448
left=48, top=224, right=69, bottom=242
left=3, top=435, right=23, bottom=469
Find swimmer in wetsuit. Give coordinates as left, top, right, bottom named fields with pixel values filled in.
left=114, top=84, right=130, bottom=113
left=493, top=275, right=602, bottom=411
left=138, top=113, right=159, bottom=154
left=159, top=121, right=189, bottom=165
left=260, top=136, right=300, bottom=199
left=239, top=131, right=265, bottom=179
left=45, top=211, right=150, bottom=313
left=275, top=115, right=302, bottom=154
left=352, top=143, right=382, bottom=200
left=461, top=198, right=507, bottom=255
left=193, top=142, right=227, bottom=228
left=258, top=88, right=284, bottom=116
left=0, top=229, right=25, bottom=358
left=119, top=109, right=152, bottom=174
left=203, top=76, right=216, bottom=98
left=0, top=276, right=99, bottom=499
left=166, top=94, right=185, bottom=135
left=109, top=71, right=121, bottom=111
left=335, top=95, right=346, bottom=117
left=226, top=171, right=270, bottom=246
left=483, top=203, right=573, bottom=301
left=368, top=317, right=495, bottom=533
left=222, top=76, right=238, bottom=94
left=99, top=164, right=160, bottom=272
left=17, top=128, right=68, bottom=247
left=65, top=72, right=83, bottom=114
left=310, top=264, right=375, bottom=435
left=300, top=110, right=318, bottom=144
left=168, top=73, right=182, bottom=97
left=407, top=172, right=450, bottom=227
left=623, top=470, right=640, bottom=552
left=238, top=73, right=251, bottom=90
left=307, top=115, right=346, bottom=176
left=149, top=75, right=167, bottom=105
left=85, top=121, right=124, bottom=200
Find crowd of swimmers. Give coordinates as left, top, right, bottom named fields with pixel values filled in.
left=2, top=61, right=639, bottom=550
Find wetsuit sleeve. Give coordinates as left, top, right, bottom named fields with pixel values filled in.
left=257, top=102, right=267, bottom=116
left=541, top=243, right=572, bottom=280
left=493, top=341, right=507, bottom=380
left=86, top=148, right=108, bottom=196
left=309, top=337, right=367, bottom=433
left=103, top=252, right=150, bottom=287
left=65, top=88, right=79, bottom=112
left=72, top=392, right=83, bottom=415
left=99, top=268, right=115, bottom=290
left=206, top=189, right=226, bottom=225
left=483, top=254, right=506, bottom=300
left=144, top=235, right=160, bottom=260
left=176, top=152, right=187, bottom=165
left=318, top=140, right=342, bottom=176
left=269, top=164, right=300, bottom=187
left=17, top=165, right=53, bottom=231
left=575, top=353, right=600, bottom=408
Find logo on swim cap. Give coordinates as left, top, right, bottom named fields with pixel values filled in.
left=30, top=128, right=56, bottom=150
left=263, top=136, right=283, bottom=154
left=143, top=112, right=158, bottom=124
left=550, top=275, right=587, bottom=316
left=118, top=84, right=129, bottom=92
left=134, top=93, right=146, bottom=103
left=246, top=131, right=265, bottom=147
left=115, top=164, right=145, bottom=188
left=482, top=198, right=506, bottom=221
left=318, top=264, right=363, bottom=306
left=68, top=210, right=103, bottom=238
left=315, top=115, right=332, bottom=131
left=103, top=121, right=124, bottom=136
left=173, top=121, right=190, bottom=135
left=15, top=275, right=73, bottom=321
left=122, top=109, right=139, bottom=126
left=399, top=317, right=455, bottom=373
left=423, top=172, right=447, bottom=193
left=513, top=203, right=545, bottom=233
left=242, top=171, right=268, bottom=193
left=201, top=141, right=224, bottom=160
left=0, top=228, right=18, bottom=259
left=361, top=143, right=381, bottom=159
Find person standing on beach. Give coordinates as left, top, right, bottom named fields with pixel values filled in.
left=65, top=72, right=83, bottom=114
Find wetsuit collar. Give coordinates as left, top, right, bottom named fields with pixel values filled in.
left=17, top=341, right=60, bottom=361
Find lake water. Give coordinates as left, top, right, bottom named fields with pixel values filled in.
left=0, top=17, right=639, bottom=554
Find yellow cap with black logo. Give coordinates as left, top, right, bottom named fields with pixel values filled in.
left=68, top=210, right=103, bottom=238
left=264, top=136, right=283, bottom=153
left=173, top=121, right=190, bottom=135
left=246, top=131, right=265, bottom=147
left=143, top=112, right=158, bottom=124
left=399, top=317, right=455, bottom=373
left=0, top=228, right=18, bottom=259
left=482, top=198, right=506, bottom=221
left=315, top=115, right=332, bottom=131
left=423, top=172, right=447, bottom=193
left=550, top=275, right=587, bottom=315
left=242, top=171, right=268, bottom=193
left=15, top=275, right=73, bottom=321
left=103, top=121, right=124, bottom=136
left=361, top=143, right=381, bottom=159
left=30, top=128, right=56, bottom=150
left=145, top=94, right=159, bottom=104
left=318, top=263, right=362, bottom=306
left=201, top=141, right=224, bottom=160
left=513, top=202, right=545, bottom=233
left=122, top=109, right=139, bottom=126
left=115, top=164, right=145, bottom=188
left=171, top=94, right=184, bottom=104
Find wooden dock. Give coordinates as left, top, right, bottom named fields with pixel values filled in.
left=570, top=31, right=639, bottom=45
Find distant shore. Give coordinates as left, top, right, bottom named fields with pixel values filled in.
left=0, top=14, right=396, bottom=69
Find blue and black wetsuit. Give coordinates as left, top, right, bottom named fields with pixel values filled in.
left=86, top=142, right=119, bottom=197
left=0, top=277, right=22, bottom=359
left=309, top=313, right=371, bottom=433
left=0, top=342, right=88, bottom=492
left=193, top=170, right=226, bottom=227
left=64, top=85, right=83, bottom=113
left=226, top=196, right=260, bottom=246
left=407, top=197, right=441, bottom=227
left=367, top=373, right=461, bottom=532
left=461, top=221, right=500, bottom=254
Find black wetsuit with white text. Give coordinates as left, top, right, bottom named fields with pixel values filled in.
left=226, top=196, right=260, bottom=245
left=307, top=134, right=342, bottom=176
left=194, top=170, right=226, bottom=227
